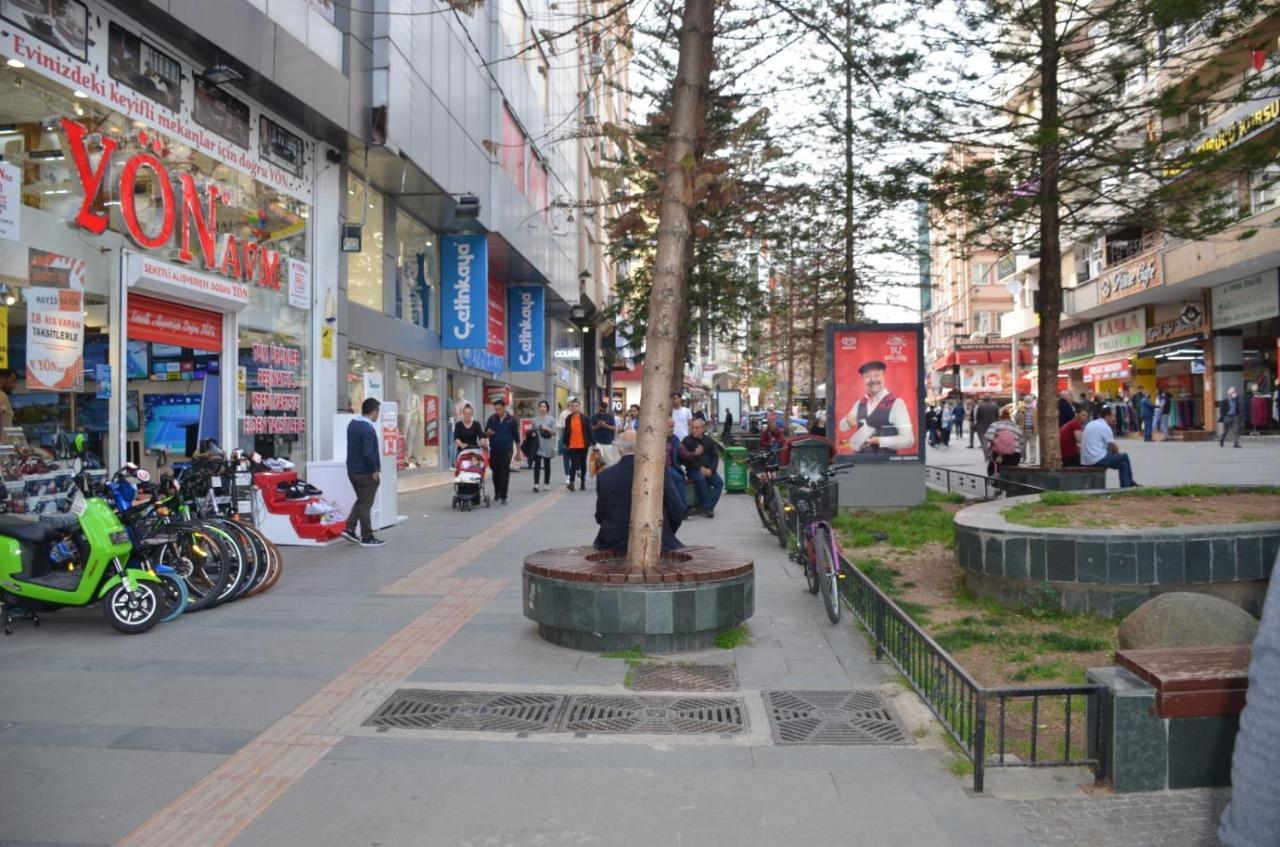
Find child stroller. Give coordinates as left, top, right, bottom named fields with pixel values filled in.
left=452, top=447, right=490, bottom=511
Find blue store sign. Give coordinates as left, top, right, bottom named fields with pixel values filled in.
left=507, top=285, right=545, bottom=372
left=441, top=234, right=488, bottom=349
left=457, top=349, right=504, bottom=376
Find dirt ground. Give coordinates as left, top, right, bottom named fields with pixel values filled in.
left=1004, top=491, right=1280, bottom=529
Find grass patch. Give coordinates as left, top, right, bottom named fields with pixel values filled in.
left=715, top=624, right=751, bottom=650
left=935, top=627, right=1000, bottom=653
left=601, top=646, right=646, bottom=661
left=1170, top=506, right=1197, bottom=516
left=1010, top=660, right=1087, bottom=684
left=933, top=490, right=968, bottom=505
left=942, top=733, right=975, bottom=776
left=1002, top=502, right=1074, bottom=528
left=1039, top=491, right=1086, bottom=507
left=834, top=492, right=958, bottom=550
left=847, top=558, right=930, bottom=623
left=1122, top=484, right=1280, bottom=498
left=1037, top=631, right=1110, bottom=652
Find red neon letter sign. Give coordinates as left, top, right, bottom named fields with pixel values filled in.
left=178, top=174, right=220, bottom=269
left=119, top=153, right=175, bottom=249
left=60, top=117, right=116, bottom=235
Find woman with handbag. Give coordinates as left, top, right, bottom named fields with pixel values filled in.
left=530, top=400, right=557, bottom=492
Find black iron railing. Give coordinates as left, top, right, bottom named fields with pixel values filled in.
left=925, top=465, right=1046, bottom=501
left=840, top=554, right=1104, bottom=793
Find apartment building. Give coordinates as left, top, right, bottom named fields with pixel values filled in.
left=997, top=10, right=1279, bottom=436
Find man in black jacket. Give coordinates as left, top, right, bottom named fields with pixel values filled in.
left=1057, top=390, right=1076, bottom=428
left=342, top=398, right=384, bottom=547
left=485, top=398, right=520, bottom=503
left=1219, top=386, right=1242, bottom=448
left=973, top=395, right=1000, bottom=460
left=680, top=418, right=723, bottom=518
left=593, top=433, right=684, bottom=552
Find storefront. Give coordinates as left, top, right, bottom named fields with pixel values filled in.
left=1137, top=301, right=1208, bottom=432
left=1211, top=270, right=1279, bottom=433
left=0, top=5, right=315, bottom=481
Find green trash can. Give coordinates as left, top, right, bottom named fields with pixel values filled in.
left=724, top=446, right=749, bottom=492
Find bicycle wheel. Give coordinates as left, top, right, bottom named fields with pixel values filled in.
left=755, top=485, right=778, bottom=536
left=200, top=524, right=251, bottom=603
left=234, top=521, right=282, bottom=596
left=815, top=525, right=841, bottom=624
left=158, top=529, right=229, bottom=612
left=771, top=486, right=789, bottom=550
left=205, top=520, right=260, bottom=599
left=803, top=546, right=820, bottom=595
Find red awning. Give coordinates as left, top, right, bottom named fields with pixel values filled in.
left=932, top=353, right=956, bottom=370
left=956, top=350, right=989, bottom=365
left=613, top=365, right=644, bottom=381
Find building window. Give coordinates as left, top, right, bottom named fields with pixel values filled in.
left=1249, top=164, right=1280, bottom=216
left=976, top=311, right=993, bottom=335
left=395, top=360, right=441, bottom=470
left=500, top=105, right=527, bottom=193
left=971, top=260, right=993, bottom=286
left=346, top=173, right=385, bottom=312
left=394, top=211, right=439, bottom=330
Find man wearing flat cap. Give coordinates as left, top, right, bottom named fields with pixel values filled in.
left=837, top=360, right=916, bottom=455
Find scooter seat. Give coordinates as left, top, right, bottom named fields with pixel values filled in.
left=0, top=515, right=58, bottom=546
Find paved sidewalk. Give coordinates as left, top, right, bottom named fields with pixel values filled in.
left=927, top=433, right=1280, bottom=487
left=0, top=469, right=1231, bottom=846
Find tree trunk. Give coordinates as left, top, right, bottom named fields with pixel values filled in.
left=784, top=264, right=795, bottom=424
left=626, top=0, right=714, bottom=573
left=1036, top=0, right=1063, bottom=470
left=807, top=274, right=819, bottom=419
left=842, top=0, right=856, bottom=323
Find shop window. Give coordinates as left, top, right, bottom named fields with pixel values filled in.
left=346, top=173, right=386, bottom=312
left=348, top=347, right=384, bottom=413
left=394, top=360, right=440, bottom=470
left=394, top=211, right=439, bottom=331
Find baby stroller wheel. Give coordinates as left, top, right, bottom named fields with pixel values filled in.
left=483, top=494, right=491, bottom=507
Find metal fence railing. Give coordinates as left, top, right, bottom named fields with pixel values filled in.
left=925, top=465, right=1046, bottom=501
left=840, top=553, right=1104, bottom=793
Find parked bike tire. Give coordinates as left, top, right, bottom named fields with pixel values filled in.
left=156, top=566, right=188, bottom=622
left=101, top=580, right=164, bottom=634
left=229, top=521, right=280, bottom=596
left=755, top=486, right=778, bottom=536
left=803, top=546, right=820, bottom=595
left=160, top=529, right=230, bottom=612
left=204, top=521, right=259, bottom=600
left=202, top=525, right=249, bottom=603
left=815, top=525, right=841, bottom=624
left=771, top=486, right=789, bottom=550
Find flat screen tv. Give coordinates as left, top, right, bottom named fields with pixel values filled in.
left=143, top=394, right=202, bottom=454
left=126, top=340, right=149, bottom=379
left=151, top=343, right=183, bottom=359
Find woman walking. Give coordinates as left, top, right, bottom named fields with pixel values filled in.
left=530, top=400, right=557, bottom=492
left=453, top=403, right=483, bottom=452
left=559, top=398, right=594, bottom=491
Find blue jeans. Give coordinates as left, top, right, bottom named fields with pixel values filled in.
left=691, top=470, right=724, bottom=512
left=1142, top=415, right=1153, bottom=441
left=1090, top=452, right=1135, bottom=488
left=666, top=467, right=688, bottom=511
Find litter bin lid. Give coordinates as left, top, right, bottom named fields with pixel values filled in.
left=724, top=446, right=748, bottom=459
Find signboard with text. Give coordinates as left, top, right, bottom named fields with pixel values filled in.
left=441, top=234, right=488, bottom=349
left=506, top=284, right=544, bottom=372
left=1094, top=308, right=1146, bottom=356
left=827, top=324, right=924, bottom=464
left=1212, top=270, right=1279, bottom=330
left=487, top=276, right=506, bottom=361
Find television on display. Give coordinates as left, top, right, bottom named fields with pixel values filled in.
left=76, top=397, right=110, bottom=434
left=143, top=394, right=202, bottom=454
left=126, top=341, right=149, bottom=379
left=151, top=343, right=183, bottom=359
left=126, top=391, right=141, bottom=433
left=84, top=333, right=109, bottom=372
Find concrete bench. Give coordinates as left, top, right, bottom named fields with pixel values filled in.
left=1089, top=645, right=1250, bottom=792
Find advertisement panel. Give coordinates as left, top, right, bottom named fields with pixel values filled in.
left=715, top=390, right=742, bottom=428
left=127, top=294, right=222, bottom=352
left=1211, top=270, right=1279, bottom=329
left=487, top=276, right=506, bottom=360
left=26, top=290, right=84, bottom=392
left=1059, top=323, right=1094, bottom=363
left=423, top=394, right=439, bottom=447
left=958, top=363, right=1010, bottom=394
left=1094, top=308, right=1146, bottom=355
left=506, top=284, right=544, bottom=372
left=441, top=234, right=488, bottom=349
left=827, top=324, right=923, bottom=463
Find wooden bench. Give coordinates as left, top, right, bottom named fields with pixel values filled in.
left=1116, top=646, right=1251, bottom=719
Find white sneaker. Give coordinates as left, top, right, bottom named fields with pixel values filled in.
left=533, top=484, right=540, bottom=492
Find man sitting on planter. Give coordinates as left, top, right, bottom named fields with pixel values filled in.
left=680, top=418, right=724, bottom=519
left=593, top=431, right=685, bottom=552
left=1059, top=406, right=1090, bottom=467
left=1080, top=406, right=1138, bottom=488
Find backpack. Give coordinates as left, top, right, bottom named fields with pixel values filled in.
left=991, top=426, right=1018, bottom=456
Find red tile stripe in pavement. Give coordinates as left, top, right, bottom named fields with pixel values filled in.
left=379, top=488, right=566, bottom=595
left=114, top=531, right=526, bottom=846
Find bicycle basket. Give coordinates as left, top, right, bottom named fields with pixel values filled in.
left=792, top=477, right=839, bottom=524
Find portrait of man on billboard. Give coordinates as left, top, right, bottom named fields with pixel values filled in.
left=828, top=325, right=924, bottom=463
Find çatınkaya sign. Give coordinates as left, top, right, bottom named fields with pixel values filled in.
left=442, top=234, right=488, bottom=349
left=1094, top=308, right=1146, bottom=355
left=63, top=120, right=284, bottom=295
left=506, top=284, right=544, bottom=372
left=1212, top=270, right=1279, bottom=330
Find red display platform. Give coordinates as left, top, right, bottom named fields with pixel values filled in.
left=252, top=471, right=345, bottom=546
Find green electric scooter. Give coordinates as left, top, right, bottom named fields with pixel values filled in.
left=0, top=443, right=163, bottom=635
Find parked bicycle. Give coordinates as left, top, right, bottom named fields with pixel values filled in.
left=776, top=466, right=846, bottom=624
left=747, top=449, right=782, bottom=537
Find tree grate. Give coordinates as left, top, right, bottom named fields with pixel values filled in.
left=764, top=690, right=912, bottom=745
left=363, top=690, right=566, bottom=733
left=559, top=695, right=747, bottom=735
left=629, top=662, right=739, bottom=692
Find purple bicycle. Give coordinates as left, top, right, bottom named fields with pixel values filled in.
left=778, top=466, right=845, bottom=623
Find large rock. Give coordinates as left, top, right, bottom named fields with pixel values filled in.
left=1119, top=592, right=1259, bottom=650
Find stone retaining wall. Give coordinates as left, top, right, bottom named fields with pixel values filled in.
left=955, top=495, right=1279, bottom=617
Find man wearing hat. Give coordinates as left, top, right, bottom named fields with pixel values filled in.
left=837, top=360, right=916, bottom=455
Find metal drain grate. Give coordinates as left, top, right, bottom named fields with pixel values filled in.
left=764, top=690, right=911, bottom=745
left=560, top=695, right=746, bottom=735
left=364, top=690, right=565, bottom=733
left=630, top=662, right=739, bottom=692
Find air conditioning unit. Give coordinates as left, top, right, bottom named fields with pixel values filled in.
left=583, top=95, right=596, bottom=125
left=590, top=51, right=604, bottom=74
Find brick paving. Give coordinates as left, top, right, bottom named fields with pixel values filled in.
left=1009, top=789, right=1231, bottom=847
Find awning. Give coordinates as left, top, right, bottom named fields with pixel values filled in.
left=952, top=348, right=1034, bottom=366
left=1138, top=334, right=1205, bottom=359
left=932, top=353, right=956, bottom=370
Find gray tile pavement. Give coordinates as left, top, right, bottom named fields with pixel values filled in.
left=0, top=468, right=1233, bottom=845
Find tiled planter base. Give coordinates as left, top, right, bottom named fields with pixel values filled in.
left=523, top=546, right=754, bottom=653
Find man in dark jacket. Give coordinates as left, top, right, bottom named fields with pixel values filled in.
left=593, top=433, right=684, bottom=552
left=680, top=418, right=723, bottom=518
left=1219, top=386, right=1242, bottom=448
left=485, top=398, right=520, bottom=503
left=973, top=395, right=1000, bottom=459
left=1057, top=391, right=1076, bottom=428
left=342, top=398, right=384, bottom=547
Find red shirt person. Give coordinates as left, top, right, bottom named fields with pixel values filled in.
left=1059, top=407, right=1090, bottom=467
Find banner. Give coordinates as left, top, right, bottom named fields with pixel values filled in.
left=0, top=160, right=19, bottom=241
left=827, top=324, right=924, bottom=463
left=1212, top=270, right=1279, bottom=330
left=441, top=234, right=488, bottom=349
left=29, top=248, right=87, bottom=289
left=487, top=276, right=506, bottom=360
left=287, top=258, right=310, bottom=310
left=127, top=294, right=222, bottom=352
left=958, top=364, right=1010, bottom=394
left=26, top=292, right=84, bottom=392
left=506, top=284, right=545, bottom=372
left=423, top=394, right=439, bottom=446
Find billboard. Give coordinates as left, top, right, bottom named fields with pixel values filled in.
left=507, top=285, right=545, bottom=372
left=827, top=324, right=924, bottom=464
left=441, top=234, right=488, bottom=349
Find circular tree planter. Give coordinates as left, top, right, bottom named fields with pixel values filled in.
left=997, top=465, right=1107, bottom=492
left=523, top=546, right=754, bottom=652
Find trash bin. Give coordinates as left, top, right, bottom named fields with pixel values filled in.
left=783, top=435, right=835, bottom=479
left=724, top=446, right=749, bottom=492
